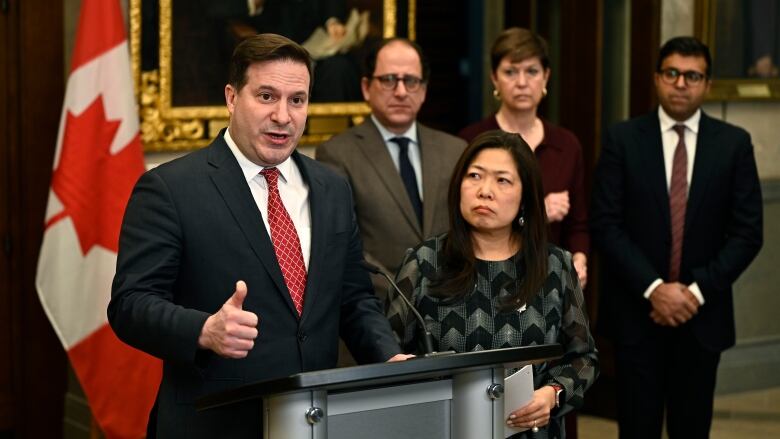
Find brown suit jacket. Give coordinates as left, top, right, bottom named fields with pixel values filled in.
left=317, top=119, right=466, bottom=286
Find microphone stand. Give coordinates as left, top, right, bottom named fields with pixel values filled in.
left=361, top=261, right=453, bottom=357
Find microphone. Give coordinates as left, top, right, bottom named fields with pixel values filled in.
left=361, top=260, right=444, bottom=356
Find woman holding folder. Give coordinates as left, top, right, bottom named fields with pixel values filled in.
left=386, top=131, right=598, bottom=438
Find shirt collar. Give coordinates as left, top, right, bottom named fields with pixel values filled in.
left=658, top=106, right=701, bottom=134
left=370, top=114, right=419, bottom=144
left=224, top=128, right=295, bottom=183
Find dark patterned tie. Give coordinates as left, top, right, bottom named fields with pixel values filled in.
left=260, top=167, right=307, bottom=316
left=668, top=125, right=688, bottom=282
left=390, top=137, right=422, bottom=225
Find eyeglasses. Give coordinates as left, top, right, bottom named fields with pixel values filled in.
left=371, top=74, right=426, bottom=92
left=658, top=68, right=708, bottom=85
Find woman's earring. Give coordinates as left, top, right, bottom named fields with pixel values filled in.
left=493, top=89, right=501, bottom=100
left=542, top=87, right=548, bottom=97
left=518, top=206, right=526, bottom=228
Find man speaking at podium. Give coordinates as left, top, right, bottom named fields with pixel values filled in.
left=108, top=33, right=410, bottom=438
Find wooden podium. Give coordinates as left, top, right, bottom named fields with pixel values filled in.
left=198, top=345, right=563, bottom=439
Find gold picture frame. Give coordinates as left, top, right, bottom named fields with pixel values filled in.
left=695, top=0, right=780, bottom=101
left=130, top=0, right=416, bottom=152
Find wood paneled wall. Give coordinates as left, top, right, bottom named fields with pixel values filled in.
left=630, top=0, right=662, bottom=116
left=0, top=0, right=67, bottom=437
left=415, top=0, right=470, bottom=134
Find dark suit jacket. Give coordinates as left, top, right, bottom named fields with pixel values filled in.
left=591, top=110, right=763, bottom=353
left=316, top=120, right=466, bottom=281
left=108, top=135, right=400, bottom=438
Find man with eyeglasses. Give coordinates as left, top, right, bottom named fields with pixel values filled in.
left=317, top=39, right=466, bottom=361
left=591, top=36, right=763, bottom=438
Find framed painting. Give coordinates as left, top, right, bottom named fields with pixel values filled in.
left=130, top=0, right=416, bottom=151
left=695, top=0, right=780, bottom=100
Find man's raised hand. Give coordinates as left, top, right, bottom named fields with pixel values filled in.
left=198, top=281, right=259, bottom=358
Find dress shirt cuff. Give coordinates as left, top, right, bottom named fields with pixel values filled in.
left=643, top=278, right=663, bottom=300
left=688, top=282, right=705, bottom=305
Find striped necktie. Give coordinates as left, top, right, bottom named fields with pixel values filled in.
left=668, top=124, right=688, bottom=282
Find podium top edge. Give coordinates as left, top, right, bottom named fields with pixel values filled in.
left=197, top=344, right=563, bottom=411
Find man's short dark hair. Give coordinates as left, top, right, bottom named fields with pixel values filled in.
left=228, top=33, right=314, bottom=92
left=657, top=36, right=712, bottom=78
left=363, top=38, right=431, bottom=82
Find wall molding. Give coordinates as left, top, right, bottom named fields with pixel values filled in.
left=761, top=178, right=780, bottom=203
left=716, top=336, right=780, bottom=394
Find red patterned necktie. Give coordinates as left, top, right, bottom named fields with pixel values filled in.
left=668, top=125, right=688, bottom=282
left=260, top=167, right=307, bottom=315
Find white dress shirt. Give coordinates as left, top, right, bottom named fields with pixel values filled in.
left=659, top=106, right=699, bottom=193
left=224, top=130, right=312, bottom=269
left=643, top=107, right=704, bottom=304
left=371, top=115, right=424, bottom=200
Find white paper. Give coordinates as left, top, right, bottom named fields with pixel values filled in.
left=504, top=364, right=534, bottom=438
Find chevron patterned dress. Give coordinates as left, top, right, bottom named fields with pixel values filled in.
left=386, top=234, right=599, bottom=439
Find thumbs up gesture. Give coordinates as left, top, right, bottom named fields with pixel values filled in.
left=198, top=281, right=260, bottom=358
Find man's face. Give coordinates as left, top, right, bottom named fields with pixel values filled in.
left=225, top=60, right=309, bottom=167
left=361, top=41, right=427, bottom=134
left=654, top=53, right=711, bottom=121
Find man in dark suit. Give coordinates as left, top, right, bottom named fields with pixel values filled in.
left=317, top=38, right=466, bottom=296
left=108, top=34, right=410, bottom=438
left=591, top=37, right=763, bottom=439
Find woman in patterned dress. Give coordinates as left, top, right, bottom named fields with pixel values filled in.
left=386, top=130, right=598, bottom=439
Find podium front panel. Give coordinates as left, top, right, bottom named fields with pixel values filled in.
left=329, top=400, right=451, bottom=438
left=326, top=379, right=452, bottom=438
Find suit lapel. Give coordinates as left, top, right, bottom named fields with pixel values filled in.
left=294, top=153, right=326, bottom=323
left=206, top=138, right=297, bottom=316
left=637, top=113, right=671, bottom=229
left=354, top=121, right=422, bottom=235
left=686, top=112, right=717, bottom=232
left=418, top=124, right=444, bottom=237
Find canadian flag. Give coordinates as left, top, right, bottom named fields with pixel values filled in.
left=35, top=0, right=162, bottom=437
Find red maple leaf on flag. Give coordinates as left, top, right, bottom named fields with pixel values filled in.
left=36, top=2, right=162, bottom=437
left=49, top=95, right=145, bottom=255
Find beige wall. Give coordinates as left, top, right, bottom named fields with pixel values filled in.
left=703, top=101, right=780, bottom=179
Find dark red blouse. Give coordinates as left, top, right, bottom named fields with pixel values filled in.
left=458, top=116, right=590, bottom=256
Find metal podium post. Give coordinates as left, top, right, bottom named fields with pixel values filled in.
left=452, top=367, right=505, bottom=439
left=264, top=390, right=326, bottom=439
